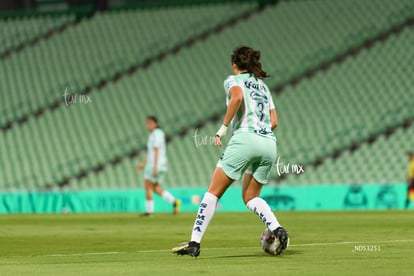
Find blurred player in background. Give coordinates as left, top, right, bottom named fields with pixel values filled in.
left=136, top=116, right=180, bottom=216
left=172, top=46, right=288, bottom=257
left=405, top=151, right=414, bottom=209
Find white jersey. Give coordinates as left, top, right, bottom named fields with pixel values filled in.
left=146, top=128, right=168, bottom=171
left=224, top=73, right=275, bottom=139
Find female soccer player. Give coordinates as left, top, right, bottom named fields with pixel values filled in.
left=136, top=116, right=180, bottom=216
left=172, top=46, right=288, bottom=257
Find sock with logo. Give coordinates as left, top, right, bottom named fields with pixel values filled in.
left=246, top=197, right=281, bottom=231
left=190, top=192, right=218, bottom=243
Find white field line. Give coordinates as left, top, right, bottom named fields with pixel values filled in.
left=37, top=239, right=414, bottom=257
left=45, top=251, right=123, bottom=257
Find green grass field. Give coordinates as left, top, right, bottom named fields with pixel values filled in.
left=1, top=211, right=413, bottom=275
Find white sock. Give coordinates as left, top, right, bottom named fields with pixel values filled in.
left=247, top=197, right=281, bottom=231
left=145, top=200, right=154, bottom=214
left=190, top=192, right=218, bottom=243
left=161, top=190, right=175, bottom=204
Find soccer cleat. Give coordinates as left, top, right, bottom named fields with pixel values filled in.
left=140, top=212, right=152, bottom=217
left=171, top=241, right=200, bottom=257
left=173, top=199, right=181, bottom=215
left=273, top=227, right=289, bottom=255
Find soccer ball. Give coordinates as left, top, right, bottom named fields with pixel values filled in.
left=260, top=228, right=289, bottom=255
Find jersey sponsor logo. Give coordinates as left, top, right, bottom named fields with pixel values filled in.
left=245, top=80, right=269, bottom=103
left=244, top=80, right=267, bottom=92
left=250, top=91, right=269, bottom=103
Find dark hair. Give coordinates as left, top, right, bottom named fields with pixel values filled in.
left=146, top=115, right=158, bottom=125
left=231, top=46, right=269, bottom=79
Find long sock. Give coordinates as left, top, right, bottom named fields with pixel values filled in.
left=190, top=192, right=218, bottom=243
left=247, top=197, right=281, bottom=231
left=161, top=190, right=175, bottom=204
left=145, top=200, right=154, bottom=214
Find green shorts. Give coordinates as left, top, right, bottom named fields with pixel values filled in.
left=217, top=132, right=277, bottom=184
left=144, top=166, right=166, bottom=184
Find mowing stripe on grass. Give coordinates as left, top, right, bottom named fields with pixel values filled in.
left=39, top=239, right=414, bottom=257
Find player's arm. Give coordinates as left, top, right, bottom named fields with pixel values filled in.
left=215, top=86, right=243, bottom=147
left=136, top=155, right=147, bottom=172
left=153, top=147, right=159, bottom=177
left=223, top=86, right=243, bottom=126
left=270, top=108, right=278, bottom=130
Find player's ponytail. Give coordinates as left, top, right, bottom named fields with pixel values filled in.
left=231, top=46, right=269, bottom=79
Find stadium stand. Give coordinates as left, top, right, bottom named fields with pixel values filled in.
left=72, top=22, right=414, bottom=188
left=216, top=0, right=414, bottom=88
left=273, top=28, right=414, bottom=167
left=71, top=121, right=225, bottom=189
left=0, top=1, right=255, bottom=128
left=163, top=23, right=414, bottom=186
left=1, top=0, right=414, bottom=190
left=0, top=14, right=75, bottom=56
left=281, top=122, right=414, bottom=185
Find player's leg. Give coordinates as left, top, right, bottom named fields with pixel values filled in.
left=151, top=172, right=181, bottom=214
left=143, top=179, right=154, bottom=216
left=243, top=174, right=280, bottom=230
left=245, top=135, right=288, bottom=255
left=152, top=183, right=171, bottom=202
left=152, top=181, right=181, bottom=214
left=242, top=170, right=253, bottom=201
left=207, top=167, right=234, bottom=198
left=192, top=167, right=234, bottom=239
left=172, top=167, right=234, bottom=257
left=244, top=175, right=288, bottom=255
left=172, top=134, right=247, bottom=257
left=188, top=146, right=240, bottom=244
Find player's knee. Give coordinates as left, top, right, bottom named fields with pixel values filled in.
left=243, top=194, right=254, bottom=205
left=153, top=184, right=162, bottom=194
